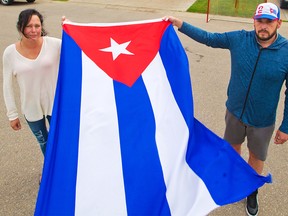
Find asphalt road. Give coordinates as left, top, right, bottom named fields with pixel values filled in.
left=0, top=0, right=287, bottom=215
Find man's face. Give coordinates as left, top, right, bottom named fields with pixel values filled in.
left=254, top=18, right=282, bottom=42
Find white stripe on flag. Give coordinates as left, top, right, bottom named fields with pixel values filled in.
left=75, top=52, right=127, bottom=215
left=142, top=53, right=218, bottom=215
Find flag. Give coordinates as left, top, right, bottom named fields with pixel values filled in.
left=34, top=19, right=271, bottom=216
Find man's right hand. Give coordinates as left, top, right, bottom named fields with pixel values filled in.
left=163, top=16, right=183, bottom=29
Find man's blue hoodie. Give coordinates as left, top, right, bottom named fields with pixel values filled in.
left=179, top=22, right=288, bottom=133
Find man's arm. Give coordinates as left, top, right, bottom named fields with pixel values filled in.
left=164, top=16, right=232, bottom=49
left=276, top=75, right=288, bottom=144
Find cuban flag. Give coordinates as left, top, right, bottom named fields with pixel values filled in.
left=34, top=19, right=271, bottom=216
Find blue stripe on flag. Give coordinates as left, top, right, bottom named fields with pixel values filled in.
left=34, top=31, right=82, bottom=215
left=114, top=77, right=171, bottom=215
left=159, top=25, right=193, bottom=127
left=186, top=118, right=272, bottom=205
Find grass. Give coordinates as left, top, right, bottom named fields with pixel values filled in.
left=187, top=0, right=267, bottom=18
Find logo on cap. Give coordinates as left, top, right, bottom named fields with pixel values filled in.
left=254, top=3, right=280, bottom=20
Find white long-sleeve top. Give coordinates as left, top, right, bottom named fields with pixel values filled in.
left=2, top=36, right=61, bottom=121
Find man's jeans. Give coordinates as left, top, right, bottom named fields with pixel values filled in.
left=26, top=115, right=51, bottom=156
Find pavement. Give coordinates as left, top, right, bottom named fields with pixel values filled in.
left=0, top=0, right=287, bottom=215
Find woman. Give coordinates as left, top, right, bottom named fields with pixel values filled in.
left=2, top=9, right=61, bottom=156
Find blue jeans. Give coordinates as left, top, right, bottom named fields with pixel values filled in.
left=26, top=115, right=51, bottom=156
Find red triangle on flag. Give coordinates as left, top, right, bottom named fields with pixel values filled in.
left=63, top=20, right=170, bottom=87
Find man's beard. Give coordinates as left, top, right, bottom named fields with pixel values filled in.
left=256, top=28, right=277, bottom=42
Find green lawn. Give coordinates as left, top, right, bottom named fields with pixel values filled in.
left=187, top=0, right=267, bottom=18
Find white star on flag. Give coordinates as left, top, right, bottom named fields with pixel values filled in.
left=100, top=38, right=134, bottom=60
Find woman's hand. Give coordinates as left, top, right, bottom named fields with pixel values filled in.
left=61, top=16, right=70, bottom=25
left=10, top=118, right=21, bottom=131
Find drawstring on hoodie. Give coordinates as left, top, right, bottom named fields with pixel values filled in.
left=239, top=47, right=263, bottom=121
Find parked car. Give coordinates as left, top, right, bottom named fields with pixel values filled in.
left=1, top=0, right=35, bottom=5
left=280, top=0, right=288, bottom=9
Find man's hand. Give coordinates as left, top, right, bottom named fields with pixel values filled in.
left=163, top=16, right=183, bottom=29
left=10, top=118, right=21, bottom=131
left=274, top=129, right=288, bottom=144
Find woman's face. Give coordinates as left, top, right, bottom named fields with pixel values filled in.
left=23, top=15, right=42, bottom=40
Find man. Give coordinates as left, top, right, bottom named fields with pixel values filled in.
left=166, top=2, right=288, bottom=216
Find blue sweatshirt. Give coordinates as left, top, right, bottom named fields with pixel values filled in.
left=179, top=22, right=288, bottom=133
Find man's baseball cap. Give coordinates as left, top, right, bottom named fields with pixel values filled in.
left=253, top=3, right=280, bottom=20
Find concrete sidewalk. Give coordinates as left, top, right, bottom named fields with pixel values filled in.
left=68, top=0, right=288, bottom=20
left=69, top=0, right=196, bottom=12
left=0, top=0, right=287, bottom=216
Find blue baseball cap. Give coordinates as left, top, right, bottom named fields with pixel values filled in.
left=253, top=3, right=280, bottom=20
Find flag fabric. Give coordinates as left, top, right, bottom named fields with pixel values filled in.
left=34, top=19, right=271, bottom=216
